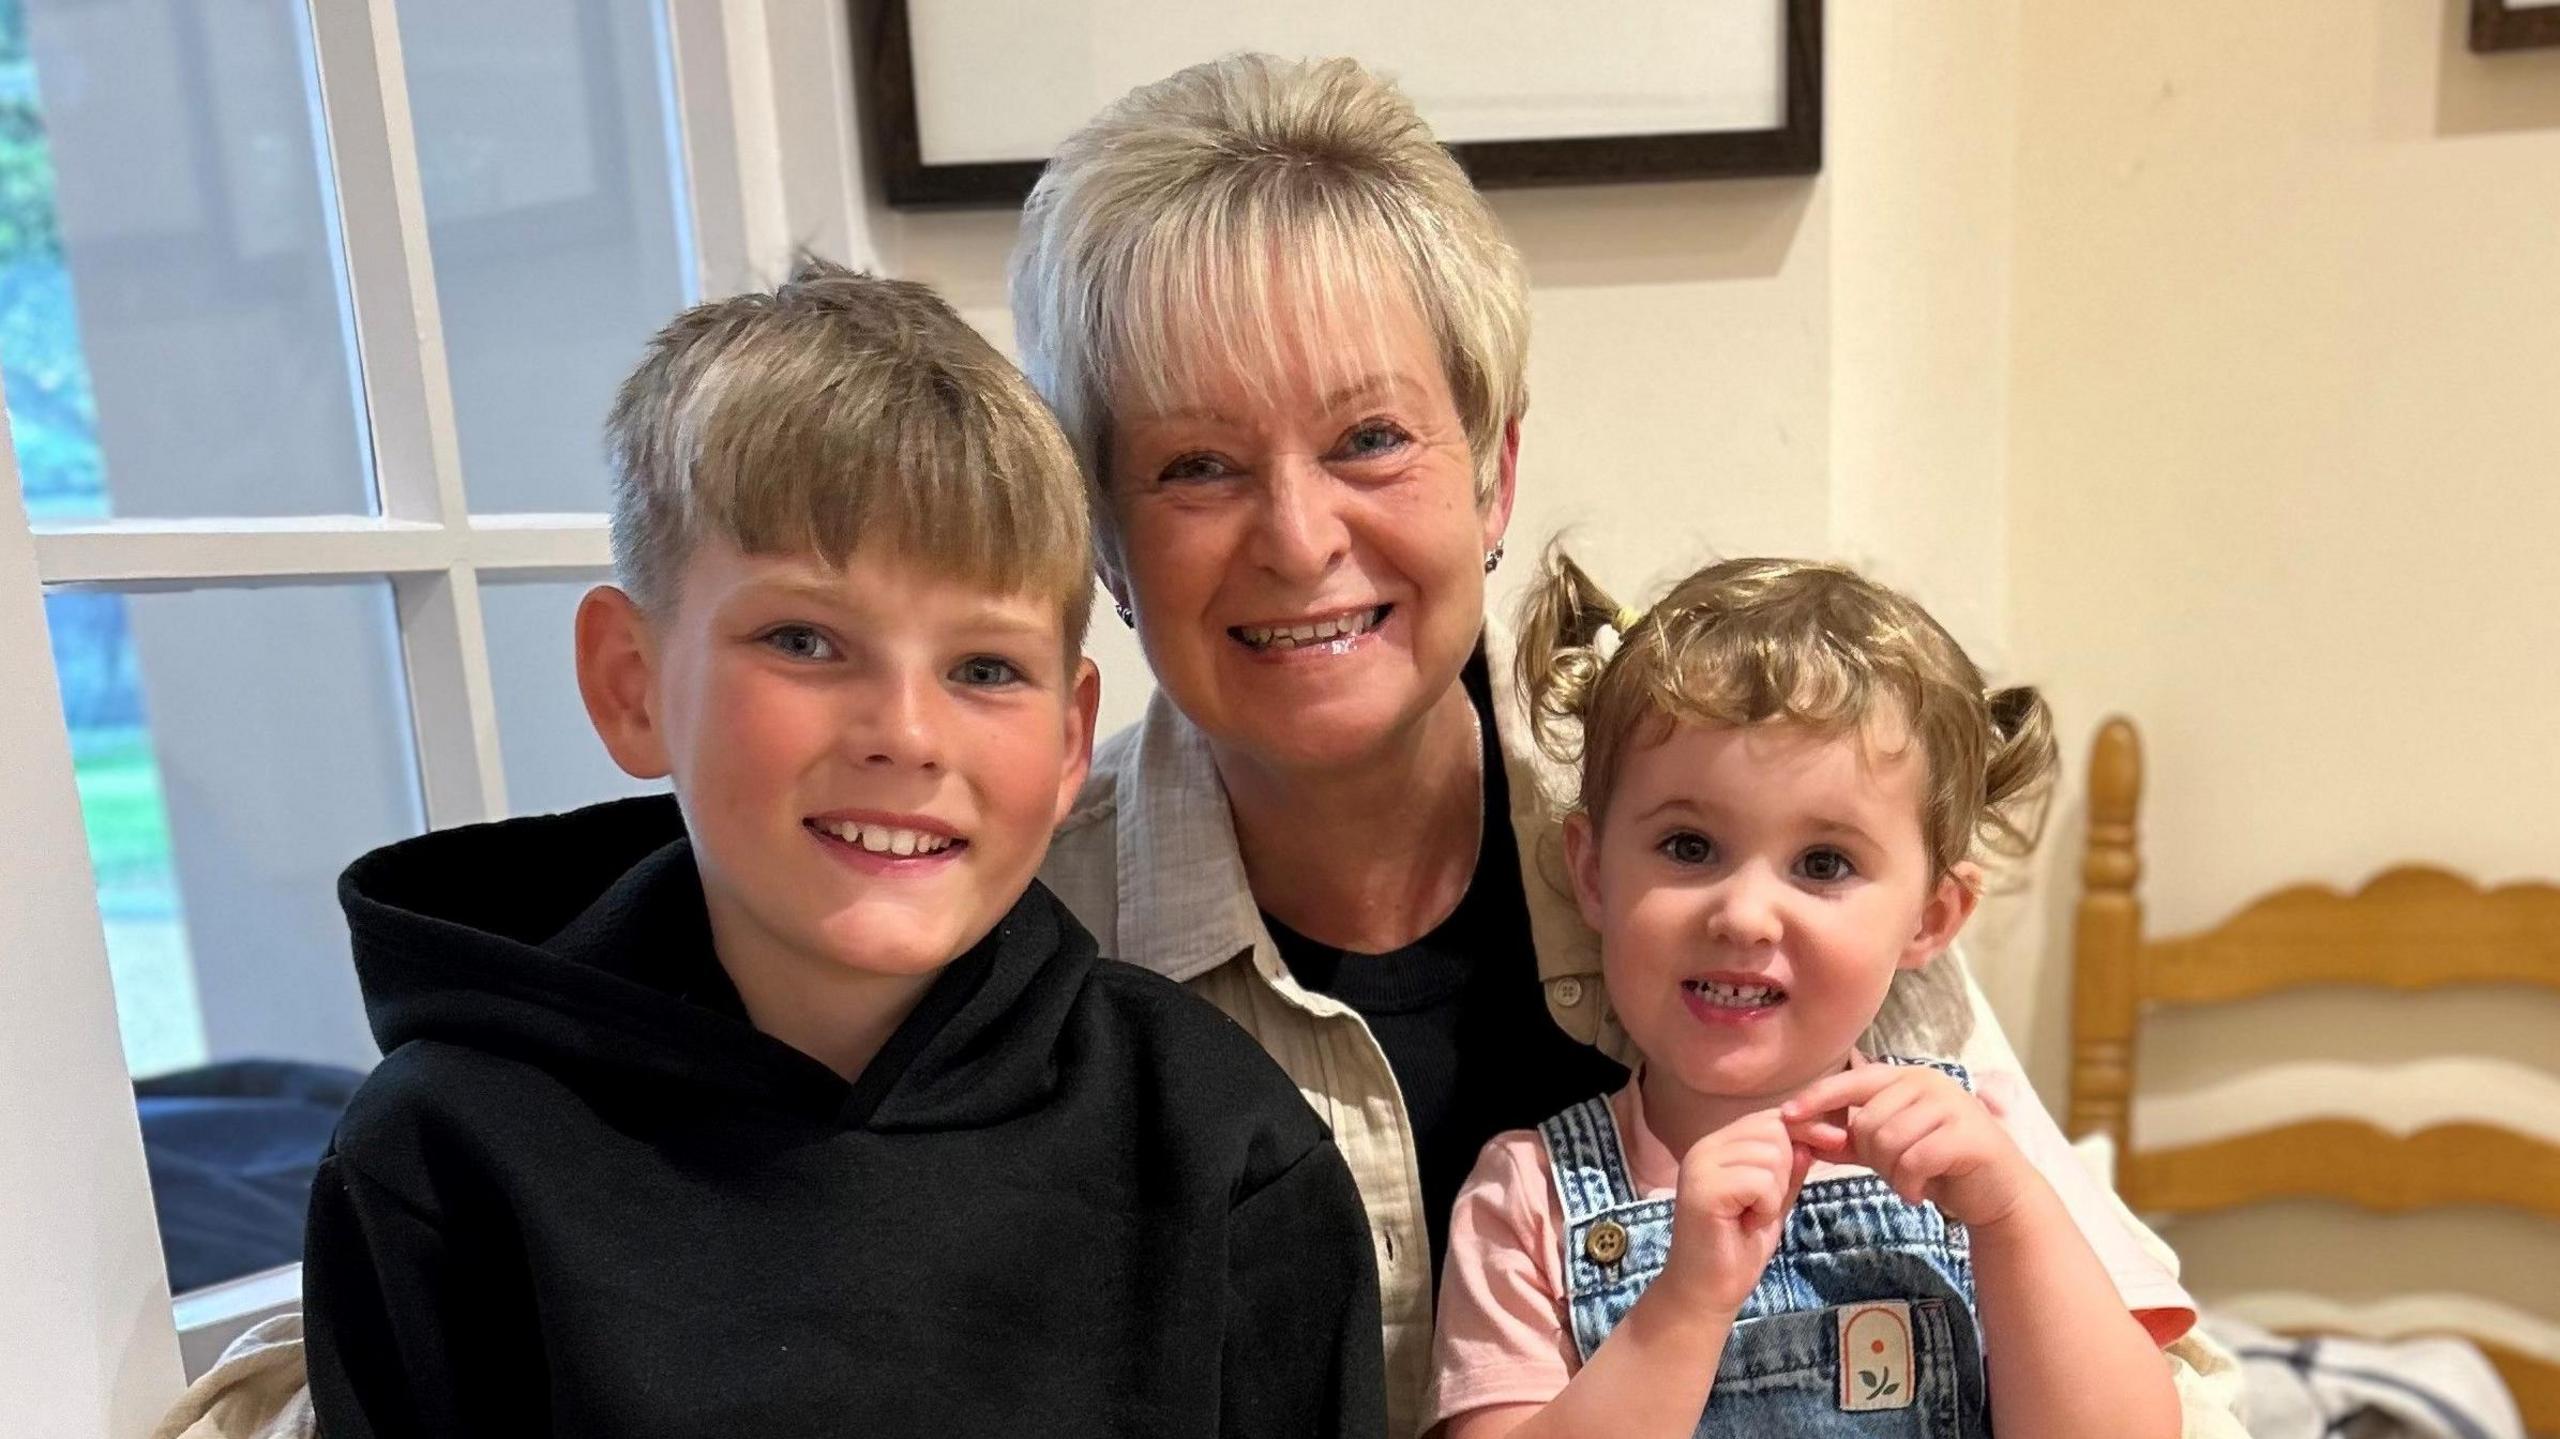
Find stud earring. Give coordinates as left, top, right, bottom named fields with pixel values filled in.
left=1483, top=541, right=1505, bottom=575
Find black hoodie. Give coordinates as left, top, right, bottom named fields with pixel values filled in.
left=302, top=796, right=1385, bottom=1438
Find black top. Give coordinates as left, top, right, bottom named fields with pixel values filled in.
left=305, top=796, right=1386, bottom=1439
left=1268, top=655, right=1629, bottom=1283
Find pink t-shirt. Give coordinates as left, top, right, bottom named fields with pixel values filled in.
left=1427, top=1060, right=2196, bottom=1431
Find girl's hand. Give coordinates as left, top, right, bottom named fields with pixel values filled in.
left=1782, top=1066, right=2036, bottom=1229
left=1657, top=1109, right=1814, bottom=1315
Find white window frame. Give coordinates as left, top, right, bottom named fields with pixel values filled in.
left=0, top=0, right=850, bottom=1417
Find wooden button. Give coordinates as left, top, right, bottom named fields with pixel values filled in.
left=1583, top=1218, right=1628, bottom=1266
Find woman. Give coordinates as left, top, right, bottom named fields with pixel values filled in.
left=1013, top=54, right=2243, bottom=1438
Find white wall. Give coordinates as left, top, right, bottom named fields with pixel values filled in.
left=2006, top=0, right=2560, bottom=1356
left=0, top=416, right=184, bottom=1438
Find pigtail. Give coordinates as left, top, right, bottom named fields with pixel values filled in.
left=1513, top=542, right=1634, bottom=769
left=1977, top=684, right=2059, bottom=859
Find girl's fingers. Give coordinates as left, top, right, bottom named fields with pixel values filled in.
left=1841, top=1083, right=1926, bottom=1161
left=1893, top=1129, right=1968, bottom=1192
left=1781, top=1064, right=1909, bottom=1123
left=1704, top=1140, right=1789, bottom=1178
left=1869, top=1100, right=1951, bottom=1167
left=1745, top=1165, right=1794, bottom=1223
left=1787, top=1118, right=1851, bottom=1155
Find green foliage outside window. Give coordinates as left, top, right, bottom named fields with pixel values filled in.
left=2, top=0, right=202, bottom=1075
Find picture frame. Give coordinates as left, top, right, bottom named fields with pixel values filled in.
left=849, top=0, right=1822, bottom=209
left=2471, top=0, right=2560, bottom=52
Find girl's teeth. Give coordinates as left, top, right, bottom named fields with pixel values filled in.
left=1685, top=979, right=1785, bottom=1009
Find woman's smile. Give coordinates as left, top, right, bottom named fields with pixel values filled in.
left=1228, top=602, right=1393, bottom=653
left=1228, top=603, right=1397, bottom=661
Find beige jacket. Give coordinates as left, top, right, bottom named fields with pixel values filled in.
left=1037, top=616, right=2247, bottom=1439
left=149, top=1317, right=313, bottom=1439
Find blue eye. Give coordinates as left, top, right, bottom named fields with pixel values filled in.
left=1158, top=452, right=1235, bottom=483
left=1797, top=848, right=1858, bottom=883
left=952, top=656, right=1022, bottom=687
left=1333, top=421, right=1409, bottom=460
left=1657, top=831, right=1714, bottom=866
left=761, top=625, right=836, bottom=661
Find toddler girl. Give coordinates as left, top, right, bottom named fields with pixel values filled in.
left=1429, top=550, right=2194, bottom=1437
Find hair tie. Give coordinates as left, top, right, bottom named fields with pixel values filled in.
left=1592, top=604, right=1643, bottom=664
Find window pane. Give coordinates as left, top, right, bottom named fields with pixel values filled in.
left=43, top=580, right=423, bottom=1079
left=482, top=576, right=664, bottom=818
left=397, top=0, right=694, bottom=513
left=5, top=0, right=373, bottom=521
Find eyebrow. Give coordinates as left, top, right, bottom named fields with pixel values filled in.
left=1628, top=795, right=1886, bottom=848
left=1800, top=816, right=1887, bottom=848
left=1137, top=403, right=1242, bottom=427
left=737, top=579, right=1058, bottom=641
left=736, top=576, right=857, bottom=610
left=950, top=609, right=1062, bottom=644
left=1319, top=373, right=1416, bottom=412
left=1631, top=795, right=1707, bottom=826
left=1128, top=373, right=1420, bottom=428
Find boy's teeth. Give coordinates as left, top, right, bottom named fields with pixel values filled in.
left=821, top=821, right=952, bottom=856
left=1238, top=607, right=1382, bottom=649
left=1685, top=978, right=1785, bottom=1009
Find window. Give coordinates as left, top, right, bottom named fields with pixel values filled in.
left=9, top=0, right=701, bottom=1079
left=0, top=0, right=774, bottom=1350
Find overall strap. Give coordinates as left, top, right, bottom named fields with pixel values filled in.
left=1875, top=1053, right=1973, bottom=1093
left=1537, top=1094, right=1641, bottom=1228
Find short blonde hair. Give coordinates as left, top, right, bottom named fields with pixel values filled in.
left=1008, top=53, right=1529, bottom=554
left=607, top=258, right=1092, bottom=648
left=1516, top=545, right=2058, bottom=879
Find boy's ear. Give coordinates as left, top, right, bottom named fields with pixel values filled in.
left=1052, top=656, right=1103, bottom=826
left=1898, top=861, right=1984, bottom=971
left=575, top=585, right=673, bottom=781
left=1561, top=809, right=1605, bottom=932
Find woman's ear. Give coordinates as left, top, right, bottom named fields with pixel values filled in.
left=1098, top=562, right=1131, bottom=623
left=575, top=585, right=672, bottom=781
left=1899, top=861, right=1984, bottom=971
left=1483, top=415, right=1523, bottom=554
left=1562, top=809, right=1606, bottom=932
left=1093, top=519, right=1135, bottom=627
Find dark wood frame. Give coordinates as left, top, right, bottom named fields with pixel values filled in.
left=2472, top=0, right=2560, bottom=51
left=849, top=0, right=1822, bottom=209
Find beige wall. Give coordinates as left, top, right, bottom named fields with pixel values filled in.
left=2006, top=0, right=2560, bottom=1354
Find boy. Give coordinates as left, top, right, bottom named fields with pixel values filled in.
left=300, top=261, right=1386, bottom=1437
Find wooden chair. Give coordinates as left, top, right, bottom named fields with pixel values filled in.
left=2068, top=715, right=2560, bottom=1436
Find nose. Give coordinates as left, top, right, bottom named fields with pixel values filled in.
left=1250, top=455, right=1351, bottom=584
left=1707, top=864, right=1785, bottom=948
left=849, top=666, right=944, bottom=772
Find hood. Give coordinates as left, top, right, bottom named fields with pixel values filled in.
left=337, top=795, right=1092, bottom=1129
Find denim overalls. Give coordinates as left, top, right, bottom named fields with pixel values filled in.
left=1538, top=1058, right=1991, bottom=1436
